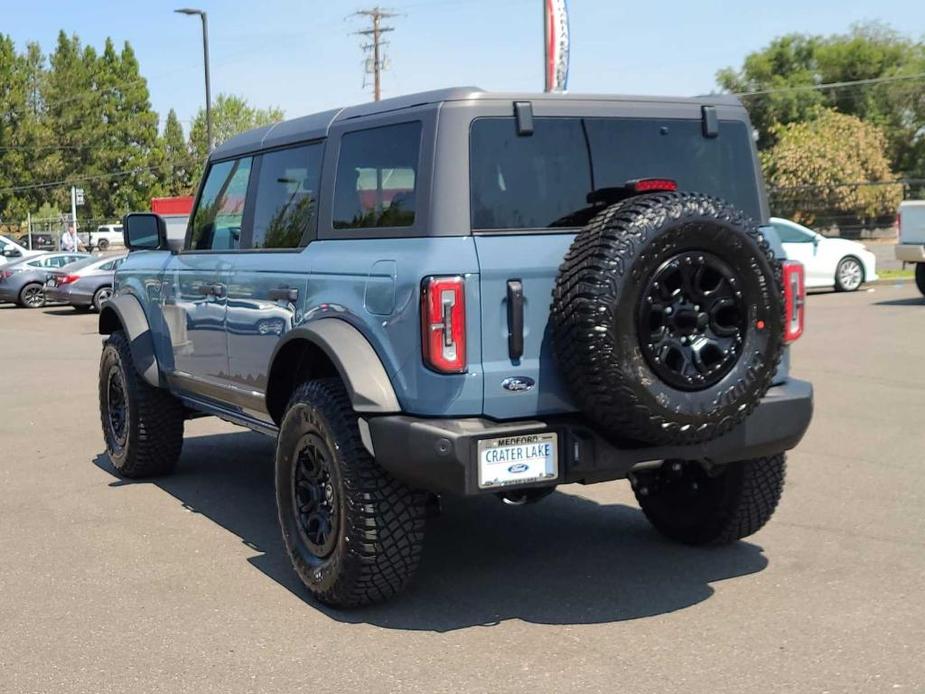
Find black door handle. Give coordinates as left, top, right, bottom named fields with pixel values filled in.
left=269, top=287, right=299, bottom=302
left=507, top=279, right=524, bottom=361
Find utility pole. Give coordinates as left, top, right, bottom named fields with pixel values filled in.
left=352, top=7, right=398, bottom=101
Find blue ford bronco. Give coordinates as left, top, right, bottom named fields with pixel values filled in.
left=98, top=88, right=813, bottom=607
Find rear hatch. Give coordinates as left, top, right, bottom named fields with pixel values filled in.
left=470, top=110, right=766, bottom=419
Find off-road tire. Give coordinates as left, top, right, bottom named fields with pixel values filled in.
left=18, top=282, right=46, bottom=308
left=551, top=192, right=784, bottom=446
left=915, top=263, right=925, bottom=297
left=276, top=378, right=426, bottom=607
left=632, top=454, right=786, bottom=545
left=99, top=330, right=184, bottom=477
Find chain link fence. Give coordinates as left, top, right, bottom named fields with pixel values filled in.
left=767, top=179, right=925, bottom=239
left=16, top=216, right=122, bottom=252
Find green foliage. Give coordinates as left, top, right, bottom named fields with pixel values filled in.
left=161, top=109, right=196, bottom=196
left=189, top=94, right=284, bottom=162
left=718, top=22, right=925, bottom=179
left=0, top=31, right=284, bottom=228
left=761, top=109, right=903, bottom=225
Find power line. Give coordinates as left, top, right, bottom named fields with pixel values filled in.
left=351, top=7, right=400, bottom=102
left=735, top=72, right=925, bottom=97
left=0, top=162, right=180, bottom=195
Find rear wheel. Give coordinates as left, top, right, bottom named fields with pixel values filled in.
left=631, top=455, right=786, bottom=545
left=98, top=238, right=110, bottom=251
left=93, top=285, right=113, bottom=311
left=276, top=378, right=426, bottom=607
left=99, top=331, right=184, bottom=477
left=834, top=256, right=864, bottom=292
left=18, top=282, right=45, bottom=308
left=915, top=264, right=925, bottom=297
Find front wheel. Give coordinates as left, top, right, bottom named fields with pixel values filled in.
left=835, top=256, right=864, bottom=292
left=18, top=282, right=45, bottom=308
left=99, top=331, right=185, bottom=477
left=631, top=454, right=786, bottom=545
left=276, top=378, right=426, bottom=607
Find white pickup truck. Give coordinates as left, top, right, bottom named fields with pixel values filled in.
left=895, top=200, right=925, bottom=295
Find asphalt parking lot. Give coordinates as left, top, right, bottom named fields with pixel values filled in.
left=1, top=285, right=923, bottom=694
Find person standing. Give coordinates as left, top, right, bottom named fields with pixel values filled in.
left=61, top=224, right=86, bottom=252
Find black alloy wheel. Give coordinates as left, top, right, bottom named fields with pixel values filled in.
left=105, top=365, right=129, bottom=456
left=638, top=251, right=747, bottom=391
left=293, top=433, right=340, bottom=558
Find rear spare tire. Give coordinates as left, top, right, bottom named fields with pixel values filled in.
left=552, top=192, right=784, bottom=445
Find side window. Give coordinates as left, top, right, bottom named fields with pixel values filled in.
left=28, top=258, right=46, bottom=268
left=333, top=122, right=421, bottom=229
left=188, top=157, right=253, bottom=250
left=773, top=222, right=812, bottom=243
left=251, top=143, right=323, bottom=249
left=99, top=260, right=115, bottom=271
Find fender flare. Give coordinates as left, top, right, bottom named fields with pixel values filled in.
left=98, top=294, right=162, bottom=388
left=269, top=319, right=401, bottom=414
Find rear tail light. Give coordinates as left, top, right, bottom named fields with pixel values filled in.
left=59, top=274, right=80, bottom=285
left=0, top=270, right=12, bottom=280
left=421, top=276, right=467, bottom=373
left=631, top=178, right=678, bottom=193
left=782, top=261, right=805, bottom=343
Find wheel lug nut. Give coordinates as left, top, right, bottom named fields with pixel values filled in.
left=638, top=486, right=650, bottom=497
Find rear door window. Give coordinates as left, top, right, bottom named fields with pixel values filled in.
left=250, top=143, right=323, bottom=248
left=470, top=116, right=761, bottom=230
left=333, top=122, right=421, bottom=229
left=188, top=157, right=253, bottom=250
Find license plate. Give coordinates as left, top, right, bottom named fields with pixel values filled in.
left=477, top=433, right=558, bottom=489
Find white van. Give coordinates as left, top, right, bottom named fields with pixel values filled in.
left=894, top=200, right=925, bottom=295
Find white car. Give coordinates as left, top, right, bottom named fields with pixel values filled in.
left=771, top=217, right=878, bottom=292
left=0, top=235, right=46, bottom=267
left=88, top=224, right=125, bottom=251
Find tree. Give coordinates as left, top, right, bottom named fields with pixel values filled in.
left=717, top=22, right=925, bottom=177
left=160, top=109, right=196, bottom=196
left=189, top=94, right=284, bottom=162
left=761, top=109, right=903, bottom=225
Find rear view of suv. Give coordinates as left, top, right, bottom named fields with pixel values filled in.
left=98, top=88, right=813, bottom=607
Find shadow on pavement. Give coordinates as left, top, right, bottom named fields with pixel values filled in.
left=93, top=430, right=768, bottom=633
left=875, top=296, right=925, bottom=306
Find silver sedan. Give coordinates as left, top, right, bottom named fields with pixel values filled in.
left=45, top=254, right=127, bottom=312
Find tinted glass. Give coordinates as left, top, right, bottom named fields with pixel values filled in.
left=773, top=221, right=812, bottom=243
left=470, top=117, right=762, bottom=230
left=189, top=157, right=253, bottom=250
left=470, top=118, right=590, bottom=229
left=333, top=122, right=421, bottom=229
left=251, top=144, right=323, bottom=248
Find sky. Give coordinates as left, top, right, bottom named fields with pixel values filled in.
left=2, top=0, right=921, bottom=133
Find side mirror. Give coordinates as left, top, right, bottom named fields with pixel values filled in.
left=123, top=213, right=169, bottom=252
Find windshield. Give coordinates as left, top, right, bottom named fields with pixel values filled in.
left=469, top=116, right=762, bottom=230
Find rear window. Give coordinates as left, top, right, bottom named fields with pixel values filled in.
left=470, top=116, right=761, bottom=230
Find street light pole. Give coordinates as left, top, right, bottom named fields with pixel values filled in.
left=175, top=8, right=213, bottom=152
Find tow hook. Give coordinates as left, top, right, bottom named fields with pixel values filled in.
left=496, top=487, right=556, bottom=506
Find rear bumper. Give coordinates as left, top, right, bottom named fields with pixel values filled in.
left=895, top=244, right=925, bottom=262
left=45, top=285, right=92, bottom=306
left=367, top=379, right=813, bottom=496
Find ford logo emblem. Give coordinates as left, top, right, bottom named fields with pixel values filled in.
left=508, top=463, right=530, bottom=474
left=502, top=376, right=535, bottom=392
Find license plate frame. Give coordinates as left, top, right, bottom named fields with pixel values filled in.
left=477, top=432, right=559, bottom=490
